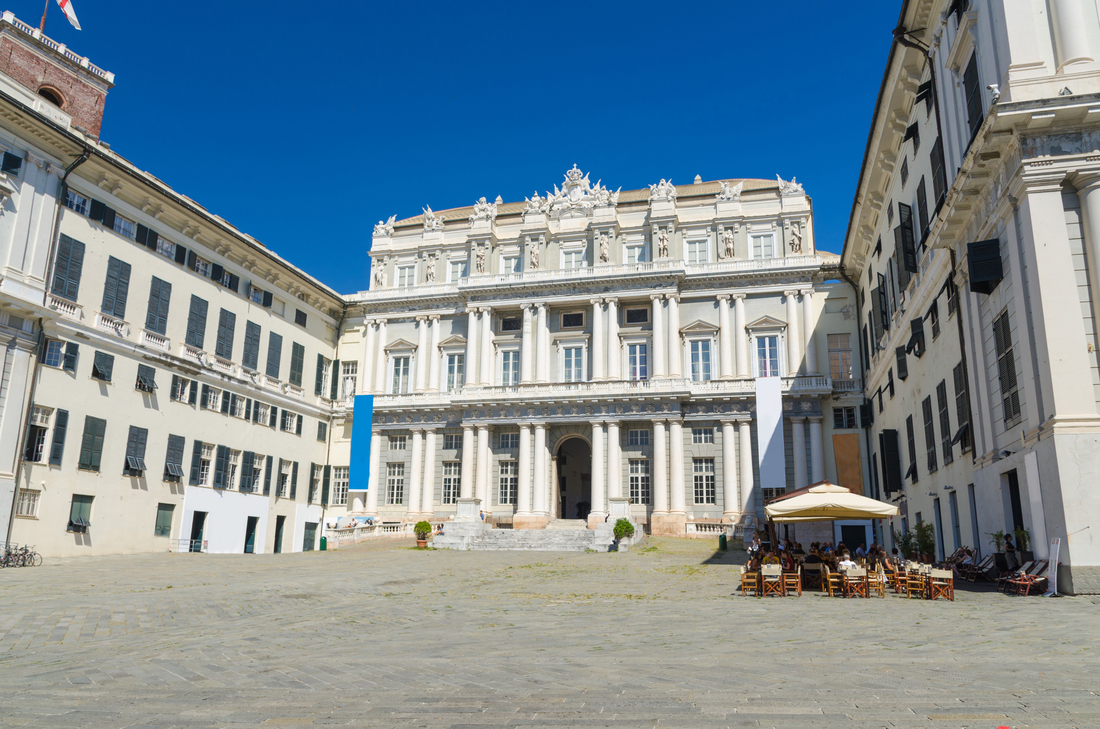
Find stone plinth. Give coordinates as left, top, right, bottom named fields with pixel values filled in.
left=513, top=515, right=551, bottom=530
left=455, top=498, right=483, bottom=521
left=650, top=513, right=687, bottom=537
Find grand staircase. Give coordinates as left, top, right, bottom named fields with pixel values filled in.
left=466, top=520, right=612, bottom=552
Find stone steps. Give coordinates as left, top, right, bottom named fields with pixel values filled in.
left=468, top=527, right=600, bottom=552
left=545, top=519, right=587, bottom=530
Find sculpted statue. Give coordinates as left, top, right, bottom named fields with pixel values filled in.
left=422, top=205, right=444, bottom=232
left=777, top=175, right=804, bottom=196
left=649, top=178, right=677, bottom=202
left=657, top=229, right=669, bottom=259
left=372, top=262, right=384, bottom=288
left=722, top=228, right=735, bottom=259
left=530, top=244, right=540, bottom=269
left=470, top=196, right=498, bottom=223
left=425, top=255, right=436, bottom=283
left=475, top=245, right=486, bottom=274
left=599, top=232, right=610, bottom=263
left=790, top=222, right=803, bottom=253
left=373, top=215, right=395, bottom=237
left=524, top=191, right=547, bottom=215
left=716, top=180, right=743, bottom=202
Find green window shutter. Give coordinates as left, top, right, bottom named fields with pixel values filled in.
left=242, top=321, right=261, bottom=370
left=62, top=342, right=78, bottom=372
left=220, top=392, right=232, bottom=415
left=101, top=256, right=131, bottom=318
left=315, top=354, right=325, bottom=396
left=330, top=359, right=340, bottom=399
left=317, top=421, right=327, bottom=442
left=289, top=461, right=298, bottom=499
left=51, top=234, right=85, bottom=301
left=200, top=384, right=211, bottom=409
left=165, top=434, right=185, bottom=481
left=266, top=332, right=283, bottom=378
left=91, top=351, right=113, bottom=381
left=213, top=445, right=228, bottom=488
left=321, top=464, right=331, bottom=505
left=289, top=343, right=305, bottom=386
left=189, top=439, right=204, bottom=485
left=210, top=262, right=224, bottom=283
left=189, top=380, right=198, bottom=405
left=78, top=416, right=106, bottom=471
left=186, top=295, right=208, bottom=348
left=49, top=409, right=69, bottom=466
left=240, top=451, right=254, bottom=492
left=295, top=414, right=303, bottom=436
left=269, top=405, right=278, bottom=427
left=263, top=455, right=273, bottom=495
left=145, top=277, right=172, bottom=335
left=215, top=309, right=236, bottom=360
left=245, top=398, right=252, bottom=420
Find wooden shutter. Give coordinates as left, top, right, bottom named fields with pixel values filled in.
left=101, top=256, right=131, bottom=318
left=135, top=223, right=150, bottom=248
left=290, top=343, right=305, bottom=386
left=315, top=354, right=325, bottom=396
left=262, top=291, right=273, bottom=308
left=968, top=239, right=1003, bottom=295
left=92, top=351, right=114, bottom=381
left=165, top=434, right=185, bottom=480
left=269, top=405, right=278, bottom=428
left=330, top=359, right=340, bottom=400
left=266, top=332, right=282, bottom=378
left=290, top=461, right=298, bottom=499
left=240, top=451, right=254, bottom=492
left=52, top=234, right=85, bottom=301
left=296, top=414, right=303, bottom=436
left=89, top=199, right=106, bottom=222
left=931, top=137, right=947, bottom=204
left=171, top=374, right=180, bottom=396
left=227, top=274, right=240, bottom=293
left=146, top=277, right=172, bottom=335
left=186, top=249, right=197, bottom=271
left=210, top=263, right=224, bottom=283
left=915, top=80, right=932, bottom=108
left=895, top=347, right=908, bottom=380
left=215, top=309, right=236, bottom=359
left=876, top=282, right=889, bottom=333
left=245, top=398, right=252, bottom=420
left=321, top=465, right=331, bottom=505
left=49, top=409, right=69, bottom=466
left=263, top=455, right=273, bottom=495
left=102, top=207, right=116, bottom=230
left=174, top=244, right=188, bottom=265
left=221, top=392, right=232, bottom=415
left=201, top=384, right=211, bottom=409
left=879, top=429, right=903, bottom=494
left=189, top=379, right=198, bottom=405
left=242, top=322, right=261, bottom=370
left=214, top=445, right=228, bottom=488
left=63, top=342, right=78, bottom=372
left=189, top=439, right=204, bottom=484
left=898, top=203, right=918, bottom=273
left=963, top=54, right=983, bottom=137
left=78, top=416, right=106, bottom=472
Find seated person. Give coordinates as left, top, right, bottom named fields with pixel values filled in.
left=762, top=551, right=781, bottom=566
left=838, top=552, right=857, bottom=570
left=804, top=550, right=823, bottom=565
left=793, top=542, right=805, bottom=556
left=782, top=551, right=795, bottom=571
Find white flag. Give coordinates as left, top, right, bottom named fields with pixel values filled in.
left=55, top=0, right=81, bottom=30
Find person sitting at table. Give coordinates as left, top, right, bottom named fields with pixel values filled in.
left=793, top=542, right=805, bottom=556
left=804, top=549, right=823, bottom=565
left=951, top=548, right=974, bottom=579
left=781, top=550, right=795, bottom=571
left=747, top=553, right=762, bottom=572
left=838, top=552, right=857, bottom=570
left=855, top=543, right=866, bottom=559
left=762, top=551, right=781, bottom=566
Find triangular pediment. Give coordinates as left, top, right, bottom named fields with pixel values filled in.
left=746, top=315, right=787, bottom=330
left=680, top=319, right=719, bottom=334
left=383, top=338, right=418, bottom=351
left=438, top=334, right=467, bottom=347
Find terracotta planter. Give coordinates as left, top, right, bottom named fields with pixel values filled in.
left=416, top=539, right=427, bottom=548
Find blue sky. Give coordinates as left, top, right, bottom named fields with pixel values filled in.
left=22, top=0, right=900, bottom=294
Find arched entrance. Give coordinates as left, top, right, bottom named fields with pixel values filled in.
left=556, top=437, right=591, bottom=520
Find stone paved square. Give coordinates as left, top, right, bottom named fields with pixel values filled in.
left=1, top=538, right=1097, bottom=728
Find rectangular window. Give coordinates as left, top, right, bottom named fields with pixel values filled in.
left=389, top=435, right=407, bottom=451
left=624, top=307, right=648, bottom=325
left=281, top=410, right=297, bottom=432
left=689, top=340, right=712, bottom=382
left=242, top=321, right=262, bottom=371
left=442, top=462, right=460, bottom=504
left=340, top=361, right=358, bottom=400
left=498, top=461, right=517, bottom=505
left=250, top=285, right=264, bottom=305
left=332, top=466, right=349, bottom=506
left=751, top=233, right=775, bottom=259
left=196, top=443, right=214, bottom=486
left=963, top=53, right=983, bottom=140
left=498, top=433, right=519, bottom=449
left=226, top=449, right=240, bottom=490
left=154, top=503, right=174, bottom=537
left=444, top=434, right=462, bottom=450
left=391, top=355, right=410, bottom=394
left=916, top=177, right=929, bottom=241
left=446, top=353, right=465, bottom=392
left=113, top=214, right=136, bottom=240
left=929, top=301, right=940, bottom=339
left=267, top=332, right=283, bottom=379
left=499, top=316, right=522, bottom=332
left=937, top=379, right=953, bottom=466
left=953, top=362, right=971, bottom=452
left=215, top=308, right=236, bottom=360
left=289, top=342, right=305, bottom=386
left=24, top=423, right=47, bottom=462
left=64, top=189, right=89, bottom=215
left=317, top=356, right=332, bottom=397
left=101, top=256, right=131, bottom=319
left=627, top=343, right=648, bottom=380
left=317, top=420, right=328, bottom=442
left=68, top=494, right=93, bottom=532
left=564, top=346, right=584, bottom=382
left=687, top=240, right=708, bottom=265
left=828, top=334, right=853, bottom=380
left=563, top=249, right=584, bottom=269
left=231, top=394, right=247, bottom=419
left=922, top=395, right=938, bottom=473
left=501, top=350, right=519, bottom=386
left=900, top=157, right=909, bottom=187
left=123, top=425, right=148, bottom=476
left=561, top=312, right=585, bottom=329
left=833, top=406, right=857, bottom=429
left=193, top=256, right=211, bottom=278
left=693, top=458, right=716, bottom=504
left=254, top=402, right=269, bottom=425
left=386, top=463, right=405, bottom=505
left=51, top=234, right=85, bottom=302
left=993, top=310, right=1021, bottom=426
left=278, top=459, right=291, bottom=497
left=201, top=385, right=222, bottom=411
left=906, top=415, right=918, bottom=483
left=628, top=429, right=650, bottom=447
left=155, top=236, right=176, bottom=260
left=15, top=488, right=40, bottom=518
left=503, top=256, right=521, bottom=274
left=449, top=260, right=468, bottom=282
left=135, top=364, right=157, bottom=393
left=397, top=265, right=416, bottom=287
left=77, top=416, right=106, bottom=471
left=629, top=459, right=651, bottom=504
left=145, top=277, right=172, bottom=336
left=43, top=340, right=64, bottom=368
left=186, top=295, right=208, bottom=349
left=756, top=336, right=780, bottom=377
left=931, top=136, right=947, bottom=204
left=295, top=309, right=307, bottom=327
left=691, top=427, right=715, bottom=444
left=164, top=434, right=186, bottom=481
left=309, top=464, right=321, bottom=503
left=625, top=243, right=646, bottom=264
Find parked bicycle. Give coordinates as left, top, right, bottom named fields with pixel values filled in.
left=0, top=543, right=41, bottom=567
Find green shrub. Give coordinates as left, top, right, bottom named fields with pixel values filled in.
left=613, top=518, right=635, bottom=541
left=414, top=521, right=433, bottom=540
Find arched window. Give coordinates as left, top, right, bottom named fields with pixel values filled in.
left=37, top=86, right=64, bottom=107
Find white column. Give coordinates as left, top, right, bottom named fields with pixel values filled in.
left=1076, top=178, right=1100, bottom=344
left=784, top=290, right=801, bottom=375
left=520, top=305, right=534, bottom=384
left=666, top=295, right=681, bottom=379
left=475, top=425, right=491, bottom=504
left=668, top=419, right=685, bottom=515
left=734, top=295, right=749, bottom=378
left=606, top=298, right=621, bottom=380
left=801, top=289, right=817, bottom=375
left=652, top=419, right=668, bottom=513
left=465, top=309, right=479, bottom=386
left=809, top=416, right=824, bottom=484
left=591, top=422, right=606, bottom=519
left=480, top=307, right=494, bottom=386
left=422, top=428, right=437, bottom=514
left=373, top=319, right=388, bottom=392
left=607, top=421, right=621, bottom=499
left=414, top=316, right=429, bottom=392
left=517, top=424, right=532, bottom=516
left=535, top=304, right=549, bottom=383
left=651, top=295, right=666, bottom=378
left=427, top=315, right=441, bottom=391
left=408, top=429, right=424, bottom=516
left=739, top=420, right=754, bottom=514
left=460, top=424, right=475, bottom=498
left=721, top=420, right=738, bottom=517
left=533, top=424, right=548, bottom=514
left=717, top=295, right=733, bottom=380
left=362, top=321, right=376, bottom=394
left=591, top=298, right=606, bottom=380
left=365, top=429, right=382, bottom=515
left=1052, top=0, right=1094, bottom=69
left=791, top=417, right=807, bottom=490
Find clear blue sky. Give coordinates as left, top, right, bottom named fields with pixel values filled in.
left=20, top=0, right=901, bottom=294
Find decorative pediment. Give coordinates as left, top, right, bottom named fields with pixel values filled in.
left=438, top=334, right=467, bottom=348
left=541, top=165, right=620, bottom=220
left=383, top=338, right=418, bottom=351
left=680, top=319, right=719, bottom=334
left=746, top=315, right=787, bottom=330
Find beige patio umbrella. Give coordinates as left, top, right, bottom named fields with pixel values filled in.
left=764, top=481, right=899, bottom=523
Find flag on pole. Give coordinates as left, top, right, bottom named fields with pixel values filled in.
left=55, top=0, right=81, bottom=30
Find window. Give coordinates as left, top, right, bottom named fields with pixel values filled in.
left=953, top=362, right=972, bottom=452
left=389, top=435, right=407, bottom=451
left=215, top=309, right=236, bottom=360
left=242, top=322, right=262, bottom=371
left=332, top=467, right=349, bottom=506
left=154, top=503, right=174, bottom=537
left=124, top=426, right=148, bottom=476
left=691, top=427, right=715, bottom=444
left=101, top=256, right=131, bottom=319
left=906, top=415, right=918, bottom=483
left=449, top=259, right=468, bottom=282
left=689, top=340, right=711, bottom=382
left=250, top=286, right=264, bottom=305
left=693, top=458, right=716, bottom=504
left=628, top=429, right=650, bottom=447
left=503, top=256, right=521, bottom=274
left=937, top=380, right=953, bottom=466
left=24, top=421, right=47, bottom=462
left=135, top=364, right=157, bottom=393
left=564, top=346, right=584, bottom=382
left=916, top=177, right=929, bottom=242
left=396, top=265, right=416, bottom=287
left=629, top=459, right=651, bottom=504
left=445, top=354, right=465, bottom=392
left=315, top=421, right=328, bottom=444
left=625, top=242, right=646, bottom=264
left=887, top=202, right=894, bottom=225
left=193, top=256, right=211, bottom=278
left=751, top=233, right=775, bottom=259
left=289, top=342, right=305, bottom=386
left=386, top=463, right=405, bottom=505
left=248, top=453, right=264, bottom=492
left=113, top=214, right=136, bottom=240
left=922, top=396, right=938, bottom=473
left=64, top=189, right=89, bottom=215
left=254, top=402, right=269, bottom=425
left=931, top=136, right=947, bottom=205
left=444, top=434, right=462, bottom=450
left=929, top=301, right=940, bottom=339
left=164, top=434, right=186, bottom=481
left=231, top=395, right=247, bottom=419
left=267, top=332, right=283, bottom=379
left=442, top=462, right=460, bottom=504
left=963, top=53, right=983, bottom=140
left=155, top=236, right=176, bottom=260
left=391, top=355, right=410, bottom=394
left=499, top=433, right=519, bottom=449
left=500, top=350, right=520, bottom=386
left=627, top=343, right=648, bottom=380
left=68, top=494, right=93, bottom=532
left=498, top=461, right=517, bottom=505
left=756, top=336, right=780, bottom=377
left=624, top=307, right=648, bottom=325
left=201, top=385, right=222, bottom=411
left=561, top=312, right=585, bottom=329
left=43, top=340, right=64, bottom=368
left=278, top=459, right=291, bottom=497
left=186, top=296, right=208, bottom=349
left=828, top=334, right=852, bottom=380
left=317, top=356, right=333, bottom=397
left=563, top=249, right=584, bottom=269
left=900, top=157, right=909, bottom=187
left=15, top=488, right=40, bottom=518
left=77, top=416, right=106, bottom=471
left=309, top=464, right=321, bottom=503
left=281, top=410, right=298, bottom=433
left=199, top=444, right=214, bottom=485
left=142, top=277, right=172, bottom=337
left=993, top=311, right=1021, bottom=426
left=51, top=234, right=85, bottom=302
left=499, top=316, right=521, bottom=332
left=833, top=407, right=857, bottom=429
left=687, top=240, right=708, bottom=264
left=226, top=450, right=241, bottom=490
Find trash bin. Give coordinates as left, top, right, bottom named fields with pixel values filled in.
left=320, top=536, right=327, bottom=551
left=718, top=533, right=727, bottom=551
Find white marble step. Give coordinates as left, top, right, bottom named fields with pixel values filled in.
left=544, top=519, right=588, bottom=530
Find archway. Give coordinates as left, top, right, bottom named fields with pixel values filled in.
left=556, top=437, right=591, bottom=521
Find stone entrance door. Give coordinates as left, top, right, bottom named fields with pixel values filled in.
left=557, top=438, right=591, bottom=520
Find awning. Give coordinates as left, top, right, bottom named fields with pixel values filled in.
left=764, top=481, right=900, bottom=523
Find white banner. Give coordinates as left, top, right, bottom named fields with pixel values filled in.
left=755, top=376, right=785, bottom=494
left=1046, top=537, right=1061, bottom=596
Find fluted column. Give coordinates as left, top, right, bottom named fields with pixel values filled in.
left=1052, top=0, right=1094, bottom=70
left=653, top=419, right=668, bottom=513
left=421, top=428, right=437, bottom=515
left=465, top=309, right=478, bottom=386
left=607, top=421, right=621, bottom=499
left=535, top=304, right=549, bottom=383
left=373, top=319, right=388, bottom=392
left=365, top=429, right=382, bottom=515
left=591, top=422, right=606, bottom=519
left=717, top=295, right=733, bottom=380
left=427, top=315, right=441, bottom=391
left=734, top=295, right=749, bottom=378
left=791, top=417, right=807, bottom=490
left=784, top=290, right=801, bottom=375
left=668, top=419, right=685, bottom=514
left=533, top=424, right=548, bottom=514
left=667, top=295, right=681, bottom=378
left=809, top=416, right=825, bottom=484
left=592, top=298, right=605, bottom=380
left=475, top=425, right=491, bottom=504
left=651, top=295, right=666, bottom=378
left=517, top=424, right=532, bottom=516
left=520, top=305, right=534, bottom=384
left=414, top=316, right=429, bottom=392
left=362, top=320, right=376, bottom=394
left=460, top=424, right=475, bottom=498
left=479, top=307, right=494, bottom=386
left=721, top=420, right=738, bottom=518
left=739, top=420, right=754, bottom=514
left=549, top=455, right=560, bottom=518
left=408, top=429, right=424, bottom=516
left=801, top=289, right=817, bottom=375
left=606, top=298, right=621, bottom=380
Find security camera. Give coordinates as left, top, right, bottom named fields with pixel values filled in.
left=987, top=83, right=1001, bottom=102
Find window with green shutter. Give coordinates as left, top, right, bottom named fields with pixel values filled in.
left=91, top=351, right=114, bottom=382
left=101, top=256, right=131, bottom=319
left=51, top=234, right=85, bottom=302
left=68, top=494, right=93, bottom=532
left=186, top=295, right=208, bottom=348
left=77, top=416, right=106, bottom=471
left=136, top=364, right=157, bottom=393
left=49, top=409, right=69, bottom=466
left=124, top=425, right=148, bottom=476
left=266, top=332, right=282, bottom=378
left=215, top=309, right=236, bottom=360
left=145, top=277, right=172, bottom=335
left=213, top=445, right=229, bottom=488
left=154, top=503, right=174, bottom=537
left=289, top=342, right=305, bottom=386
left=164, top=434, right=186, bottom=481
left=242, top=321, right=261, bottom=370
left=317, top=421, right=328, bottom=442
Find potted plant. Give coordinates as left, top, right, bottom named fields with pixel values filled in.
left=893, top=529, right=917, bottom=560
left=413, top=520, right=432, bottom=549
left=1014, top=527, right=1033, bottom=563
left=613, top=518, right=635, bottom=550
left=987, top=530, right=1008, bottom=572
left=913, top=522, right=936, bottom=564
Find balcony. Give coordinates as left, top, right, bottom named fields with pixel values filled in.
left=181, top=344, right=205, bottom=365
left=454, top=378, right=692, bottom=405
left=684, top=254, right=822, bottom=277
left=460, top=259, right=685, bottom=291
left=95, top=312, right=129, bottom=338
left=47, top=295, right=82, bottom=321
left=140, top=329, right=170, bottom=352
left=211, top=356, right=236, bottom=376
left=832, top=377, right=863, bottom=393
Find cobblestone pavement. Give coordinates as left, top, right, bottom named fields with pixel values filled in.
left=1, top=537, right=1098, bottom=728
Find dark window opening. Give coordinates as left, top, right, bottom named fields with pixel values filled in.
left=37, top=86, right=63, bottom=107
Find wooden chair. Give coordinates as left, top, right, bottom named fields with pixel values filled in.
left=845, top=567, right=869, bottom=598
left=823, top=565, right=844, bottom=597
left=964, top=555, right=995, bottom=582
left=905, top=570, right=927, bottom=599
left=739, top=566, right=759, bottom=597
left=929, top=568, right=954, bottom=601
left=781, top=566, right=802, bottom=597
left=870, top=566, right=888, bottom=598
left=801, top=563, right=822, bottom=590
left=1008, top=560, right=1050, bottom=596
left=761, top=564, right=785, bottom=597
left=997, top=561, right=1034, bottom=593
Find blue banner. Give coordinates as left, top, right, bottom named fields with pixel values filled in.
left=349, top=394, right=374, bottom=491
